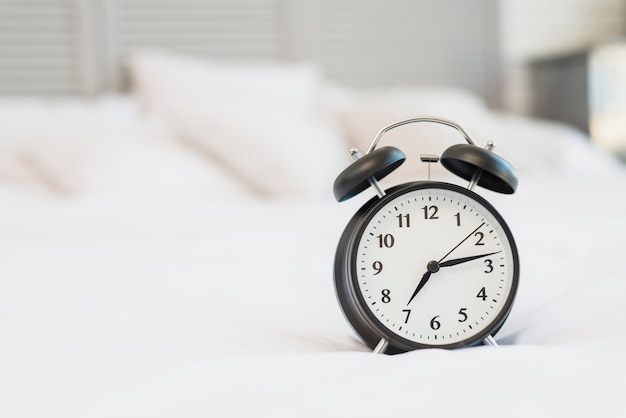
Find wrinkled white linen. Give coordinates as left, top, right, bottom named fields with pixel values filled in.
left=1, top=87, right=626, bottom=417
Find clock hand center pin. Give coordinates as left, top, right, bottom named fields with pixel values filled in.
left=427, top=260, right=440, bottom=273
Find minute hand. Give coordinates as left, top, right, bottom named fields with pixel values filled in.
left=439, top=251, right=501, bottom=268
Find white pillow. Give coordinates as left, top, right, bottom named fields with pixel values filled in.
left=129, top=50, right=347, bottom=198
left=486, top=113, right=624, bottom=179
left=334, top=87, right=494, bottom=185
left=0, top=99, right=61, bottom=194
left=0, top=96, right=248, bottom=199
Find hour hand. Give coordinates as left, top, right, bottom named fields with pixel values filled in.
left=439, top=251, right=501, bottom=268
left=407, top=261, right=440, bottom=305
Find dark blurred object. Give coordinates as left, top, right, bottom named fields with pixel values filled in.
left=529, top=38, right=626, bottom=160
left=529, top=50, right=589, bottom=134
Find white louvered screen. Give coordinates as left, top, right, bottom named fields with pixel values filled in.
left=0, top=0, right=294, bottom=94
left=0, top=0, right=501, bottom=101
left=309, top=0, right=500, bottom=103
left=110, top=0, right=291, bottom=88
left=113, top=0, right=285, bottom=58
left=0, top=0, right=84, bottom=95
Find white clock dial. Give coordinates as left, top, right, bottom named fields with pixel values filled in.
left=352, top=183, right=517, bottom=347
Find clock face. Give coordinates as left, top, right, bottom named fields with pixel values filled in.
left=341, top=182, right=519, bottom=350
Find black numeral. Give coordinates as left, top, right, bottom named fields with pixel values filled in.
left=477, top=287, right=487, bottom=301
left=484, top=259, right=493, bottom=273
left=372, top=261, right=383, bottom=275
left=458, top=308, right=468, bottom=322
left=422, top=205, right=439, bottom=219
left=474, top=231, right=485, bottom=246
left=430, top=315, right=441, bottom=330
left=381, top=289, right=391, bottom=303
left=454, top=212, right=461, bottom=226
left=376, top=234, right=395, bottom=248
left=402, top=309, right=411, bottom=323
left=396, top=213, right=410, bottom=228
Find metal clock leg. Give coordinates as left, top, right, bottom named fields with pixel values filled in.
left=373, top=338, right=389, bottom=354
left=349, top=148, right=386, bottom=199
left=467, top=168, right=483, bottom=191
left=483, top=335, right=499, bottom=347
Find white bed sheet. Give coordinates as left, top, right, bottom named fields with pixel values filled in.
left=2, top=175, right=626, bottom=417
left=1, top=76, right=626, bottom=416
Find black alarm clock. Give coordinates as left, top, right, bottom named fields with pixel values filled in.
left=333, top=116, right=519, bottom=354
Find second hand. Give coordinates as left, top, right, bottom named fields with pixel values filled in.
left=438, top=222, right=485, bottom=263
left=406, top=222, right=486, bottom=306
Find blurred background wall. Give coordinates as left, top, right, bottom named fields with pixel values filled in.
left=1, top=0, right=625, bottom=149
left=501, top=0, right=625, bottom=113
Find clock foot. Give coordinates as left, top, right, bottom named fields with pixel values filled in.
left=483, top=335, right=499, bottom=347
left=373, top=338, right=389, bottom=354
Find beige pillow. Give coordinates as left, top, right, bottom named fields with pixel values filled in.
left=336, top=87, right=495, bottom=187
left=129, top=50, right=346, bottom=197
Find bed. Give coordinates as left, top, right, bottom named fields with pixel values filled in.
left=2, top=51, right=626, bottom=417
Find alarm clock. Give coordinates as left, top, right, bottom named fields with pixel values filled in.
left=333, top=116, right=519, bottom=354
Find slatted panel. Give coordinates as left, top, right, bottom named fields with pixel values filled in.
left=0, top=0, right=502, bottom=99
left=0, top=0, right=83, bottom=95
left=112, top=0, right=287, bottom=63
left=503, top=0, right=625, bottom=62
left=109, top=0, right=292, bottom=89
left=311, top=0, right=501, bottom=104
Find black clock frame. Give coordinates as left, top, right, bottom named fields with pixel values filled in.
left=334, top=181, right=520, bottom=354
